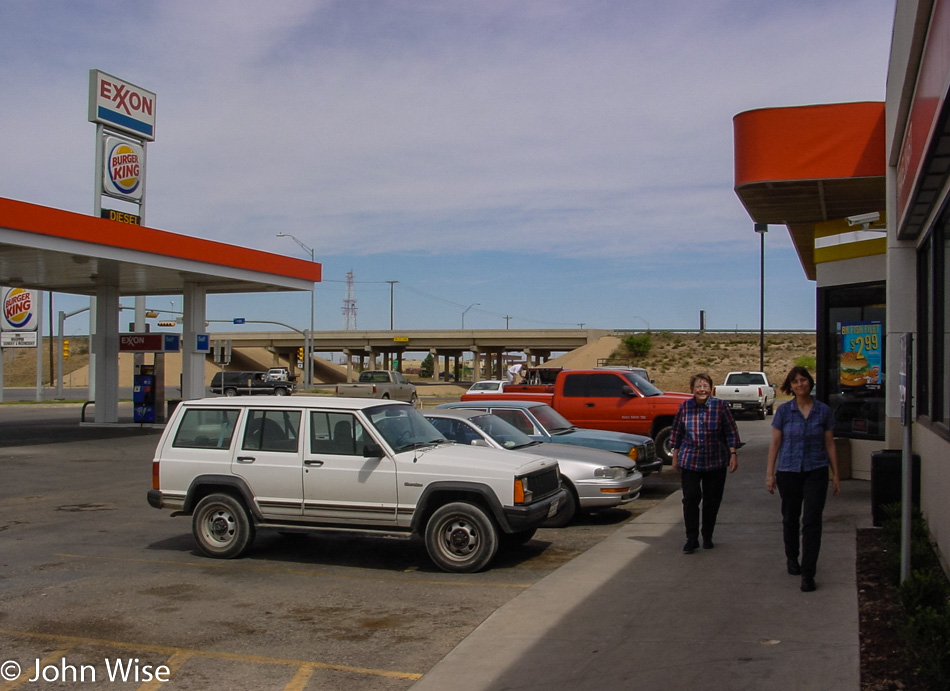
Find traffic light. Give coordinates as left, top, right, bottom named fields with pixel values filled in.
left=297, top=347, right=304, bottom=362
left=157, top=321, right=177, bottom=327
left=63, top=339, right=70, bottom=359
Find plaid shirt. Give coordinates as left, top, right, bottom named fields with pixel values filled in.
left=771, top=398, right=834, bottom=472
left=669, top=397, right=740, bottom=471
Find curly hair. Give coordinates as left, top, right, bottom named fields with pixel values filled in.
left=780, top=366, right=814, bottom=396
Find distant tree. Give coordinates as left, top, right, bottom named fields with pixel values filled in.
left=794, top=355, right=817, bottom=371
left=420, top=354, right=434, bottom=378
left=622, top=332, right=653, bottom=360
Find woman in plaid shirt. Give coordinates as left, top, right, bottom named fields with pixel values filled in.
left=670, top=373, right=740, bottom=554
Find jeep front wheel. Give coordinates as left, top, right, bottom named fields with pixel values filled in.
left=424, top=502, right=499, bottom=573
left=192, top=493, right=255, bottom=558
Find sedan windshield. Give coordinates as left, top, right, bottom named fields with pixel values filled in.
left=530, top=405, right=575, bottom=433
left=365, top=404, right=445, bottom=453
left=469, top=414, right=537, bottom=450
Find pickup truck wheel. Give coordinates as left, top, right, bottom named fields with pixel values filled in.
left=274, top=387, right=288, bottom=396
left=757, top=407, right=766, bottom=420
left=425, top=502, right=499, bottom=573
left=381, top=393, right=390, bottom=400
left=654, top=425, right=673, bottom=464
left=223, top=388, right=238, bottom=397
left=541, top=484, right=577, bottom=528
left=767, top=404, right=774, bottom=416
left=192, top=493, right=255, bottom=559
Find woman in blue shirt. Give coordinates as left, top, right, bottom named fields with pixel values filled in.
left=766, top=366, right=840, bottom=592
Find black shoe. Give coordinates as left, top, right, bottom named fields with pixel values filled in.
left=703, top=538, right=714, bottom=550
left=787, top=560, right=802, bottom=576
left=801, top=576, right=816, bottom=592
left=683, top=540, right=699, bottom=554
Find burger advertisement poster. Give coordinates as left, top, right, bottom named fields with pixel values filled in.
left=839, top=321, right=882, bottom=391
left=1, top=287, right=38, bottom=348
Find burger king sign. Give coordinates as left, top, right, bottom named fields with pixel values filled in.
left=2, top=286, right=38, bottom=338
left=103, top=136, right=145, bottom=200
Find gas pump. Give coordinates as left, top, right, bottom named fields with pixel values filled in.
left=133, top=364, right=156, bottom=423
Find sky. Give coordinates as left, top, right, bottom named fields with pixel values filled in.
left=0, top=0, right=896, bottom=338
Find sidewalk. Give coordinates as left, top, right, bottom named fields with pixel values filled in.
left=413, top=432, right=872, bottom=690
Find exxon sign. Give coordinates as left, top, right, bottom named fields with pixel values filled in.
left=88, top=70, right=156, bottom=141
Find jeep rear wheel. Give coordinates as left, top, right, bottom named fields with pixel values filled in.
left=192, top=493, right=255, bottom=558
left=274, top=387, right=288, bottom=396
left=424, top=502, right=499, bottom=573
left=223, top=388, right=238, bottom=397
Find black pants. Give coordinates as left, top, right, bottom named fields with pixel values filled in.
left=681, top=467, right=728, bottom=542
left=777, top=468, right=829, bottom=578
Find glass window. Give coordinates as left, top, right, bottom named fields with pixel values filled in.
left=490, top=409, right=535, bottom=435
left=588, top=373, right=626, bottom=397
left=818, top=282, right=886, bottom=440
left=917, top=213, right=949, bottom=430
left=562, top=374, right=586, bottom=397
left=173, top=409, right=240, bottom=449
left=310, top=411, right=366, bottom=456
left=242, top=409, right=301, bottom=452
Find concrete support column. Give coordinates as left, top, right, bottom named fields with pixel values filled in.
left=92, top=284, right=120, bottom=423
left=472, top=348, right=482, bottom=382
left=181, top=282, right=207, bottom=401
left=430, top=349, right=440, bottom=382
left=343, top=349, right=355, bottom=382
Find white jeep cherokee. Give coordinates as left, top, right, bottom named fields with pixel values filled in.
left=148, top=397, right=564, bottom=573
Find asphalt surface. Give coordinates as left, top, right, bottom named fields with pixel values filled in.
left=413, top=415, right=872, bottom=691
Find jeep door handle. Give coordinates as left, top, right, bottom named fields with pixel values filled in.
left=304, top=459, right=324, bottom=467
left=236, top=456, right=256, bottom=463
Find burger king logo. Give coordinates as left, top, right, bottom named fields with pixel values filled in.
left=104, top=137, right=144, bottom=199
left=3, top=287, right=35, bottom=330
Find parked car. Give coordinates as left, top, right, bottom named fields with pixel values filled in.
left=438, top=400, right=662, bottom=476
left=466, top=369, right=689, bottom=463
left=424, top=409, right=642, bottom=527
left=209, top=371, right=295, bottom=396
left=147, top=397, right=565, bottom=573
left=466, top=380, right=507, bottom=395
left=266, top=367, right=293, bottom=382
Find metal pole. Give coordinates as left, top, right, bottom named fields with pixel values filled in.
left=387, top=281, right=398, bottom=330
left=755, top=223, right=768, bottom=372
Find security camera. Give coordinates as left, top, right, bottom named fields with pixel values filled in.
left=846, top=211, right=881, bottom=227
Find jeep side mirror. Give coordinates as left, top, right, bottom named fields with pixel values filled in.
left=362, top=442, right=384, bottom=458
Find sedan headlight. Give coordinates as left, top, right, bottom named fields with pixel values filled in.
left=593, top=466, right=628, bottom=480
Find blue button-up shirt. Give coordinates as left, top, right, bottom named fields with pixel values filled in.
left=771, top=398, right=834, bottom=472
left=669, top=397, right=740, bottom=471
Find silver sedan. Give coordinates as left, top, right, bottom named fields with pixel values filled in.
left=424, top=409, right=642, bottom=527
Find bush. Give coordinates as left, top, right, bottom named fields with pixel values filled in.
left=900, top=604, right=950, bottom=689
left=900, top=570, right=950, bottom=612
left=622, top=333, right=653, bottom=360
left=793, top=355, right=816, bottom=370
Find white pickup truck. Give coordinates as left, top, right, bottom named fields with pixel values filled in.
left=335, top=370, right=418, bottom=404
left=714, top=371, right=776, bottom=419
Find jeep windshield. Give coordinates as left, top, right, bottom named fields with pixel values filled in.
left=365, top=404, right=446, bottom=453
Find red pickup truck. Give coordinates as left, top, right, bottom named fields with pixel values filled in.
left=461, top=368, right=689, bottom=463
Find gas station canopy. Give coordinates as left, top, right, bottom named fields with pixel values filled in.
left=0, top=196, right=321, bottom=296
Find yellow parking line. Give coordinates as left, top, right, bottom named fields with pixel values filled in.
left=0, top=645, right=75, bottom=691
left=282, top=664, right=315, bottom=691
left=0, top=628, right=421, bottom=682
left=53, top=552, right=532, bottom=589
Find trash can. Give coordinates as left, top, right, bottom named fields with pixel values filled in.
left=870, top=449, right=920, bottom=527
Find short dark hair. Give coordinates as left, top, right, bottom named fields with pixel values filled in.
left=690, top=373, right=713, bottom=391
left=780, top=366, right=814, bottom=395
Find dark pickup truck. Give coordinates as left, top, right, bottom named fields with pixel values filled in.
left=209, top=371, right=295, bottom=396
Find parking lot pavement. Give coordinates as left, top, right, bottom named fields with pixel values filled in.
left=0, top=404, right=677, bottom=690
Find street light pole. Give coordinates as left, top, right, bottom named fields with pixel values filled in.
left=276, top=233, right=315, bottom=389
left=755, top=223, right=768, bottom=372
left=386, top=280, right=398, bottom=330
left=462, top=302, right=480, bottom=329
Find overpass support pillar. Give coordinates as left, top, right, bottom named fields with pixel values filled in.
left=471, top=347, right=482, bottom=382
left=343, top=349, right=355, bottom=382
left=429, top=349, right=440, bottom=383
